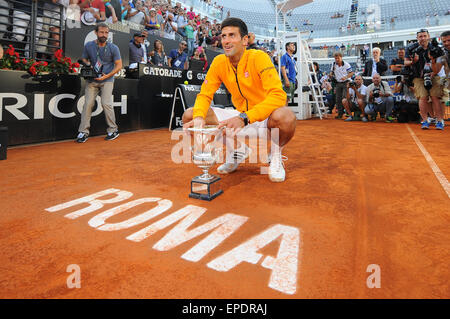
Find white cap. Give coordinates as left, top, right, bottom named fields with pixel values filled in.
left=81, top=12, right=96, bottom=26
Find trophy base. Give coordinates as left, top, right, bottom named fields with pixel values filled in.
left=189, top=175, right=223, bottom=201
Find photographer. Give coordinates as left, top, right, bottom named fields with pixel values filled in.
left=438, top=31, right=450, bottom=90
left=76, top=23, right=122, bottom=143
left=330, top=52, right=354, bottom=119
left=390, top=48, right=405, bottom=75
left=342, top=75, right=368, bottom=122
left=393, top=75, right=419, bottom=123
left=405, top=29, right=445, bottom=130
left=365, top=73, right=395, bottom=122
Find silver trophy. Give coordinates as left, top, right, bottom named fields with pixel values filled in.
left=188, top=126, right=223, bottom=201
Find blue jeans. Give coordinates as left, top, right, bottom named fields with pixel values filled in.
left=365, top=96, right=394, bottom=117
left=187, top=38, right=195, bottom=57
left=177, top=27, right=186, bottom=38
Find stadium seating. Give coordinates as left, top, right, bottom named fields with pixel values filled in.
left=212, top=0, right=449, bottom=38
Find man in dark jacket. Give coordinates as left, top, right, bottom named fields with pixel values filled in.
left=363, top=47, right=388, bottom=76
left=247, top=32, right=259, bottom=50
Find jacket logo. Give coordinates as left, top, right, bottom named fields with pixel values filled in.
left=259, top=66, right=275, bottom=74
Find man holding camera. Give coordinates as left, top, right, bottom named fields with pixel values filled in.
left=331, top=52, right=354, bottom=118
left=390, top=48, right=405, bottom=76
left=393, top=75, right=419, bottom=123
left=76, top=23, right=122, bottom=143
left=365, top=73, right=395, bottom=122
left=342, top=75, right=368, bottom=122
left=405, top=29, right=445, bottom=130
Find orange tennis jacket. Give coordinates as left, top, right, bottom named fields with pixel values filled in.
left=192, top=49, right=287, bottom=124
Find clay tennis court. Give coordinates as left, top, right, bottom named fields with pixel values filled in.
left=0, top=118, right=449, bottom=299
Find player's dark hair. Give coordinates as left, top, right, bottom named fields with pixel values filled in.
left=221, top=17, right=248, bottom=38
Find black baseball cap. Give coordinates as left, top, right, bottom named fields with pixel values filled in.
left=417, top=28, right=429, bottom=35
left=134, top=32, right=145, bottom=37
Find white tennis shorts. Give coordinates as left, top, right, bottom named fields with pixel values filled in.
left=211, top=106, right=268, bottom=136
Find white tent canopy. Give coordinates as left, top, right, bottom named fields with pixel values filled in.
left=276, top=0, right=313, bottom=14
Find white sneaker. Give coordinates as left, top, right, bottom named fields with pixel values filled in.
left=217, top=144, right=251, bottom=174
left=268, top=152, right=287, bottom=182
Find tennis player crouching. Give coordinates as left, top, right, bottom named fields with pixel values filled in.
left=182, top=17, right=296, bottom=182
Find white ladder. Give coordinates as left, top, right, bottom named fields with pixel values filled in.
left=299, top=39, right=328, bottom=119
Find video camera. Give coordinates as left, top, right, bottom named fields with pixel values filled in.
left=78, top=59, right=98, bottom=80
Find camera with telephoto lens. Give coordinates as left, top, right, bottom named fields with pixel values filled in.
left=349, top=81, right=356, bottom=88
left=429, top=38, right=444, bottom=59
left=78, top=59, right=97, bottom=80
left=373, top=87, right=380, bottom=98
left=423, top=63, right=433, bottom=91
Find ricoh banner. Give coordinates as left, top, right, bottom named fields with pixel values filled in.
left=0, top=67, right=211, bottom=146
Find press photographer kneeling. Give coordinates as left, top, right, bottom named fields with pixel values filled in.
left=365, top=74, right=394, bottom=122
left=405, top=29, right=445, bottom=130
left=342, top=75, right=368, bottom=122
left=76, top=23, right=123, bottom=143
left=393, top=75, right=420, bottom=123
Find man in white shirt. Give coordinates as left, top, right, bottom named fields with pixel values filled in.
left=342, top=75, right=368, bottom=122
left=331, top=52, right=354, bottom=118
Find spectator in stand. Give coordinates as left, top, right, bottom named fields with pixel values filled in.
left=80, top=0, right=106, bottom=22
left=247, top=32, right=259, bottom=50
left=0, top=0, right=7, bottom=40
left=362, top=47, right=388, bottom=76
left=120, top=0, right=131, bottom=21
left=149, top=39, right=168, bottom=66
left=198, top=28, right=210, bottom=48
left=390, top=47, right=405, bottom=75
left=125, top=0, right=148, bottom=25
left=185, top=18, right=196, bottom=57
left=168, top=40, right=188, bottom=70
left=174, top=7, right=188, bottom=38
left=187, top=6, right=195, bottom=20
left=11, top=0, right=44, bottom=52
left=162, top=12, right=178, bottom=39
left=211, top=31, right=221, bottom=48
left=105, top=0, right=120, bottom=23
left=145, top=8, right=160, bottom=32
left=190, top=46, right=208, bottom=71
left=40, top=0, right=69, bottom=55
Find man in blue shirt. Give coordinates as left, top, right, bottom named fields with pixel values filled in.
left=77, top=23, right=122, bottom=143
left=168, top=41, right=188, bottom=70
left=281, top=42, right=297, bottom=102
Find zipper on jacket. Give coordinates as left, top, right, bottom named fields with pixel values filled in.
left=233, top=67, right=248, bottom=111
